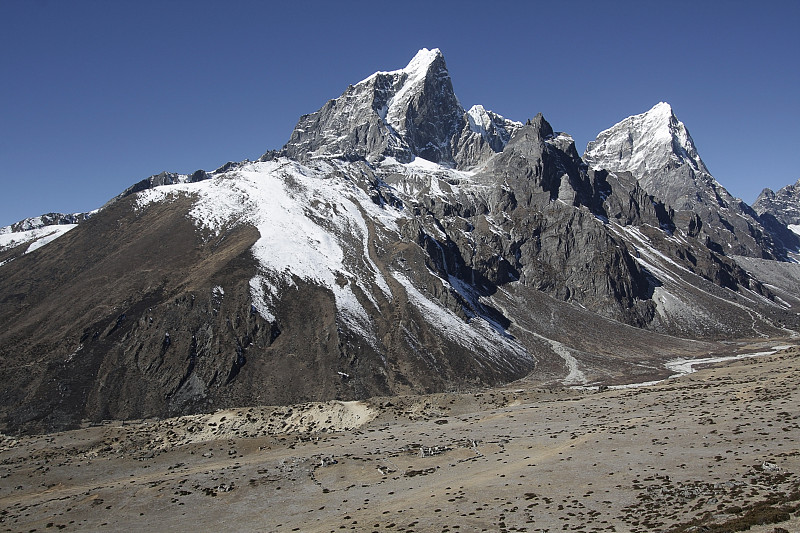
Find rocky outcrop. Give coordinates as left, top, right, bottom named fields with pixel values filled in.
left=111, top=169, right=210, bottom=202
left=452, top=105, right=521, bottom=169
left=752, top=179, right=800, bottom=254
left=754, top=178, right=800, bottom=226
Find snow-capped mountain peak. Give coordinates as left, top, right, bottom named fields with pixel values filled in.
left=357, top=47, right=451, bottom=132
left=282, top=48, right=515, bottom=168
left=379, top=48, right=452, bottom=137
left=402, top=47, right=443, bottom=73
left=360, top=47, right=444, bottom=84
left=584, top=102, right=708, bottom=180
left=584, top=102, right=787, bottom=258
left=466, top=104, right=492, bottom=134
left=283, top=48, right=461, bottom=164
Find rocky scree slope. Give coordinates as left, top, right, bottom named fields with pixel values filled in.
left=1, top=49, right=799, bottom=434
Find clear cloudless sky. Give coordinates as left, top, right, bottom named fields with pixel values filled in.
left=1, top=0, right=798, bottom=227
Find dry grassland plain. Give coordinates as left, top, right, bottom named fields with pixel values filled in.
left=2, top=344, right=799, bottom=532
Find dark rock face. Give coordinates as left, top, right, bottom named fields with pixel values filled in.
left=393, top=116, right=654, bottom=326
left=754, top=179, right=800, bottom=226
left=753, top=179, right=800, bottom=255
left=377, top=112, right=776, bottom=330
left=390, top=51, right=464, bottom=164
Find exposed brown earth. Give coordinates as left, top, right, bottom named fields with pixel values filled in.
left=2, top=343, right=799, bottom=532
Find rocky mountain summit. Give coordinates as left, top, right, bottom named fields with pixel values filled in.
left=282, top=48, right=520, bottom=169
left=3, top=212, right=93, bottom=233
left=2, top=49, right=800, bottom=434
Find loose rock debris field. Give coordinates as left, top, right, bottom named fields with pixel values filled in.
left=2, top=344, right=800, bottom=532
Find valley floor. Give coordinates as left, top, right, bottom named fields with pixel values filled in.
left=2, top=344, right=800, bottom=532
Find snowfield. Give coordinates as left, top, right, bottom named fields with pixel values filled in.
left=0, top=224, right=78, bottom=256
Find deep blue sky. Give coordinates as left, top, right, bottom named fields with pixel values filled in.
left=1, top=0, right=798, bottom=227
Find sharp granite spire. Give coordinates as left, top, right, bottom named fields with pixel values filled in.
left=280, top=48, right=519, bottom=169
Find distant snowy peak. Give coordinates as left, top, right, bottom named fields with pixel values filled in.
left=584, top=102, right=708, bottom=179
left=2, top=211, right=93, bottom=234
left=466, top=105, right=494, bottom=134
left=583, top=101, right=725, bottom=212
left=584, top=102, right=785, bottom=258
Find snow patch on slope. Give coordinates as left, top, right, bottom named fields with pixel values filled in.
left=380, top=155, right=482, bottom=201
left=0, top=224, right=78, bottom=255
left=135, top=158, right=402, bottom=342
left=651, top=286, right=712, bottom=324
left=248, top=276, right=276, bottom=323
left=392, top=271, right=531, bottom=370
